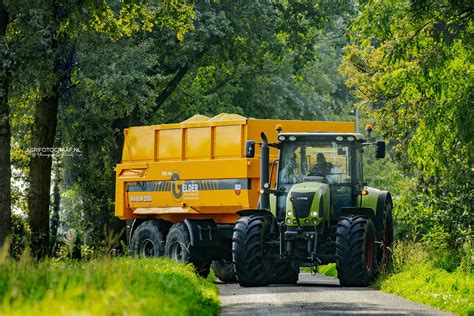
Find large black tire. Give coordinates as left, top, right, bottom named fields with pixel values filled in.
left=130, top=220, right=166, bottom=257
left=212, top=260, right=237, bottom=283
left=232, top=215, right=274, bottom=287
left=271, top=260, right=299, bottom=284
left=164, top=222, right=210, bottom=277
left=377, top=198, right=394, bottom=268
left=336, top=215, right=377, bottom=286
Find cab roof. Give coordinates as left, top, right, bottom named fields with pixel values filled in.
left=278, top=132, right=365, bottom=142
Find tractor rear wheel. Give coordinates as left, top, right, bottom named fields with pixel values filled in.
left=130, top=220, right=166, bottom=257
left=377, top=199, right=394, bottom=269
left=212, top=260, right=237, bottom=283
left=232, top=215, right=274, bottom=287
left=336, top=215, right=377, bottom=286
left=165, top=222, right=210, bottom=277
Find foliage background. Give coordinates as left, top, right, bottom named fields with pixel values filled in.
left=3, top=0, right=472, bottom=273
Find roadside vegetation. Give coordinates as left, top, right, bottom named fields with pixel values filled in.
left=314, top=242, right=473, bottom=315
left=0, top=251, right=220, bottom=316
left=375, top=242, right=473, bottom=315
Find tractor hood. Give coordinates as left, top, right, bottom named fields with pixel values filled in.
left=285, top=181, right=330, bottom=227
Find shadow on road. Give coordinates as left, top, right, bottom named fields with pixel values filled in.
left=221, top=301, right=423, bottom=316
left=218, top=274, right=446, bottom=315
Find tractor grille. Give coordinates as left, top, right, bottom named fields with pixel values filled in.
left=290, top=192, right=315, bottom=218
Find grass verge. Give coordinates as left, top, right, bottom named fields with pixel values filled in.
left=375, top=263, right=473, bottom=315
left=374, top=242, right=473, bottom=315
left=0, top=256, right=220, bottom=315
left=300, top=263, right=337, bottom=277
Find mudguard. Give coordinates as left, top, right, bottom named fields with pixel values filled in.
left=236, top=209, right=275, bottom=218
left=340, top=207, right=375, bottom=222
left=184, top=218, right=220, bottom=247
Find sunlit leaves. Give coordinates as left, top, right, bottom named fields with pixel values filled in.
left=89, top=1, right=195, bottom=41
left=341, top=0, right=473, bottom=246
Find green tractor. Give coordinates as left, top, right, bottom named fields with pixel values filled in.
left=233, top=132, right=393, bottom=287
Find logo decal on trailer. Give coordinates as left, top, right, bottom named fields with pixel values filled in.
left=234, top=183, right=241, bottom=196
left=171, top=171, right=183, bottom=201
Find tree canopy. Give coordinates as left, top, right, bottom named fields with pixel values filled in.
left=341, top=0, right=473, bottom=249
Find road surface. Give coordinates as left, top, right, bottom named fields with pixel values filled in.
left=218, top=273, right=449, bottom=315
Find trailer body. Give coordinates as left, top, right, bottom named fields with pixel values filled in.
left=115, top=114, right=355, bottom=224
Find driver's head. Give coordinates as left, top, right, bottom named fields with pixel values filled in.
left=317, top=153, right=326, bottom=163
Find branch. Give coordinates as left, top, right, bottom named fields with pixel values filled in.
left=147, top=49, right=208, bottom=117
left=152, top=64, right=189, bottom=111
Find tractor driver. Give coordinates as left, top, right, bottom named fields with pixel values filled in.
left=309, top=153, right=333, bottom=176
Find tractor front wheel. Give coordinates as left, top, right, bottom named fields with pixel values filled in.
left=232, top=215, right=274, bottom=287
left=336, top=215, right=377, bottom=286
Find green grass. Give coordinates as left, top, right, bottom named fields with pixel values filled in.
left=0, top=256, right=220, bottom=315
left=299, top=245, right=473, bottom=315
left=376, top=263, right=473, bottom=315
left=374, top=242, right=474, bottom=315
left=300, top=263, right=337, bottom=277
left=318, top=263, right=337, bottom=277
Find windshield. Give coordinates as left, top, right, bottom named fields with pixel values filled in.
left=278, top=141, right=352, bottom=185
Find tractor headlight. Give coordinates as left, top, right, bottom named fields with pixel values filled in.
left=286, top=218, right=292, bottom=224
left=293, top=219, right=297, bottom=224
left=304, top=219, right=310, bottom=225
left=311, top=211, right=318, bottom=217
left=312, top=218, right=318, bottom=224
left=287, top=211, right=292, bottom=216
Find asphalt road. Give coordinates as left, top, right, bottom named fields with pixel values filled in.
left=218, top=273, right=450, bottom=316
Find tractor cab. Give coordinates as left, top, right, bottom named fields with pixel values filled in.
left=275, top=133, right=366, bottom=225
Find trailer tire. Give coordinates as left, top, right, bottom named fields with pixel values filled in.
left=130, top=220, right=166, bottom=257
left=271, top=260, right=299, bottom=284
left=232, top=215, right=273, bottom=287
left=165, top=222, right=210, bottom=278
left=212, top=260, right=237, bottom=283
left=336, top=215, right=377, bottom=286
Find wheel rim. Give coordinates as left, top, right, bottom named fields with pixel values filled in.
left=365, top=232, right=373, bottom=270
left=170, top=241, right=185, bottom=261
left=141, top=239, right=155, bottom=257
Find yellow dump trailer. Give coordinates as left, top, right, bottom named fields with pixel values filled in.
left=115, top=114, right=355, bottom=224
left=115, top=113, right=356, bottom=277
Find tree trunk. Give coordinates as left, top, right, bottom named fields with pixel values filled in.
left=28, top=92, right=59, bottom=258
left=0, top=0, right=11, bottom=248
left=50, top=160, right=60, bottom=256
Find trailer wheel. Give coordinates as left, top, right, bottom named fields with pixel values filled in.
left=271, top=260, right=299, bottom=284
left=336, top=215, right=377, bottom=286
left=212, top=260, right=237, bottom=283
left=232, top=215, right=274, bottom=287
left=377, top=199, right=393, bottom=269
left=165, top=222, right=210, bottom=278
left=130, top=220, right=166, bottom=257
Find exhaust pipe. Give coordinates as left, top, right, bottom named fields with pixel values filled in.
left=260, top=132, right=270, bottom=210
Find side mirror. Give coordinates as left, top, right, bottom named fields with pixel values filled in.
left=375, top=141, right=386, bottom=159
left=245, top=140, right=255, bottom=158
